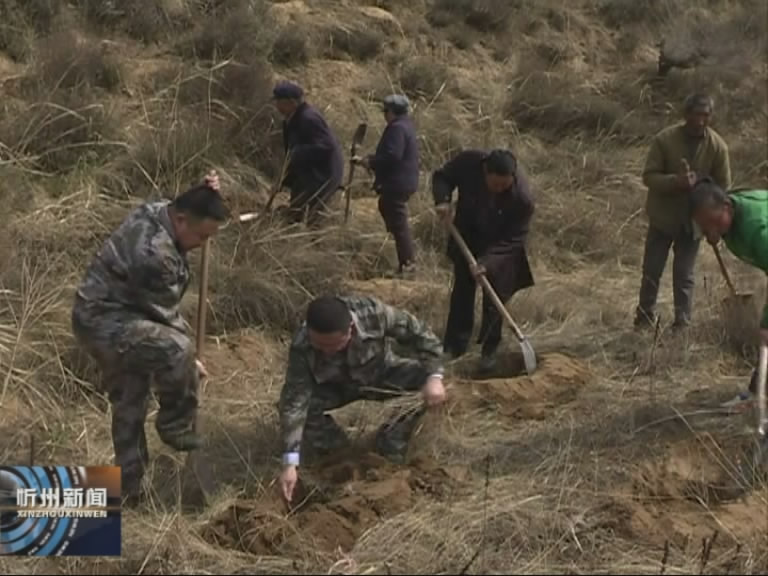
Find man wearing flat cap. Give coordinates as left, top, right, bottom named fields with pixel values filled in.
left=353, top=94, right=420, bottom=274
left=273, top=81, right=344, bottom=225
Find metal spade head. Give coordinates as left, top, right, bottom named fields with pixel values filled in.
left=352, top=122, right=367, bottom=149
left=520, top=337, right=537, bottom=375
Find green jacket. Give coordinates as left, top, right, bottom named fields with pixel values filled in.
left=723, top=189, right=768, bottom=328
left=643, top=124, right=731, bottom=236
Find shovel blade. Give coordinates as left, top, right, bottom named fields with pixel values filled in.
left=520, top=338, right=537, bottom=375
left=722, top=293, right=759, bottom=351
left=352, top=122, right=367, bottom=147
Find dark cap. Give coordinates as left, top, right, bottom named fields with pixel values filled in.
left=273, top=81, right=304, bottom=101
left=383, top=94, right=410, bottom=115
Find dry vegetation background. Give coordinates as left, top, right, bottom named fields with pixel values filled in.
left=0, top=0, right=767, bottom=573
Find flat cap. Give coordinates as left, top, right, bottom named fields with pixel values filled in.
left=273, top=81, right=304, bottom=100
left=383, top=94, right=410, bottom=114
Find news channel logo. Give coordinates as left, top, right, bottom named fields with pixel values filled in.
left=0, top=466, right=121, bottom=556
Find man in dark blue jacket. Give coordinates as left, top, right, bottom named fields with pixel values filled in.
left=433, top=149, right=535, bottom=372
left=273, top=81, right=344, bottom=225
left=354, top=95, right=420, bottom=274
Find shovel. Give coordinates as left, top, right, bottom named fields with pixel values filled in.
left=344, top=122, right=368, bottom=224
left=445, top=220, right=537, bottom=375
left=712, top=243, right=758, bottom=347
left=184, top=214, right=216, bottom=503
left=741, top=344, right=768, bottom=485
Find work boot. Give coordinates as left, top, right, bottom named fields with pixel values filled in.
left=634, top=310, right=658, bottom=330
left=159, top=431, right=204, bottom=452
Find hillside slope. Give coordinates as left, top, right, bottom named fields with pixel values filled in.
left=0, top=0, right=767, bottom=573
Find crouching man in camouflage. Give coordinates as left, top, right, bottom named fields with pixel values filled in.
left=278, top=295, right=446, bottom=503
left=71, top=172, right=228, bottom=504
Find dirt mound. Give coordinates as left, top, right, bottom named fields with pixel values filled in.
left=449, top=353, right=592, bottom=420
left=602, top=433, right=767, bottom=548
left=633, top=433, right=754, bottom=504
left=203, top=452, right=468, bottom=556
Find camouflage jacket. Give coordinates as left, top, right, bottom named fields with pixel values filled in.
left=278, top=295, right=444, bottom=461
left=75, top=201, right=191, bottom=334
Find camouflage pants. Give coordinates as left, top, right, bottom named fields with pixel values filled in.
left=302, top=358, right=428, bottom=464
left=71, top=298, right=199, bottom=497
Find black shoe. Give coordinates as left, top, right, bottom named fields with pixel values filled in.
left=160, top=432, right=204, bottom=452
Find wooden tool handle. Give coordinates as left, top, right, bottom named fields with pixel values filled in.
left=758, top=344, right=767, bottom=437
left=445, top=220, right=526, bottom=342
left=712, top=244, right=737, bottom=297
left=195, top=238, right=211, bottom=355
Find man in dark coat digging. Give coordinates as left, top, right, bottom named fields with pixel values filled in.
left=273, top=81, right=344, bottom=226
left=433, top=149, right=535, bottom=372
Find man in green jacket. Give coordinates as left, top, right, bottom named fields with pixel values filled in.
left=635, top=93, right=732, bottom=329
left=690, top=179, right=768, bottom=407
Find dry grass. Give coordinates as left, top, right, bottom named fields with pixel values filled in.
left=0, top=0, right=767, bottom=573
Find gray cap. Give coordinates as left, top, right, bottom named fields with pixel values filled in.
left=383, top=94, right=410, bottom=115
left=684, top=92, right=713, bottom=114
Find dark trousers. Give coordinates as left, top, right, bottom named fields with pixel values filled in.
left=289, top=177, right=339, bottom=226
left=72, top=304, right=200, bottom=498
left=302, top=358, right=428, bottom=463
left=636, top=225, right=701, bottom=326
left=378, top=194, right=416, bottom=268
left=444, top=258, right=505, bottom=358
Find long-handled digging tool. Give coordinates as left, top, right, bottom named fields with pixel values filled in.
left=445, top=220, right=537, bottom=375
left=344, top=122, right=368, bottom=224
left=183, top=235, right=216, bottom=504
left=740, top=344, right=768, bottom=487
left=712, top=242, right=759, bottom=348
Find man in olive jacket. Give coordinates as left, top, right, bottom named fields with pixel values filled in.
left=635, top=93, right=732, bottom=329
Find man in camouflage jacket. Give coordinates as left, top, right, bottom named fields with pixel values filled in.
left=278, top=295, right=446, bottom=503
left=71, top=172, right=228, bottom=503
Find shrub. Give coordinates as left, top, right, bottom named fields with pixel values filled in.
left=33, top=30, right=123, bottom=93
left=320, top=24, right=383, bottom=62
left=399, top=56, right=450, bottom=99
left=0, top=91, right=121, bottom=173
left=598, top=0, right=680, bottom=29
left=505, top=72, right=642, bottom=141
left=76, top=0, right=187, bottom=44
left=428, top=0, right=517, bottom=33
left=178, top=0, right=274, bottom=61
left=271, top=27, right=310, bottom=68
left=0, top=0, right=62, bottom=62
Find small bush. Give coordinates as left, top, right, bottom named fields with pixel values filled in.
left=505, top=72, right=642, bottom=141
left=271, top=27, right=310, bottom=68
left=399, top=56, right=450, bottom=99
left=178, top=0, right=274, bottom=61
left=428, top=0, right=517, bottom=33
left=0, top=0, right=62, bottom=61
left=76, top=0, right=187, bottom=44
left=33, top=31, right=123, bottom=93
left=0, top=91, right=121, bottom=173
left=598, top=0, right=680, bottom=29
left=105, top=108, right=218, bottom=198
left=320, top=24, right=383, bottom=62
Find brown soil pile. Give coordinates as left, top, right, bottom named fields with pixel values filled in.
left=605, top=433, right=767, bottom=548
left=203, top=451, right=469, bottom=556
left=449, top=353, right=592, bottom=420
